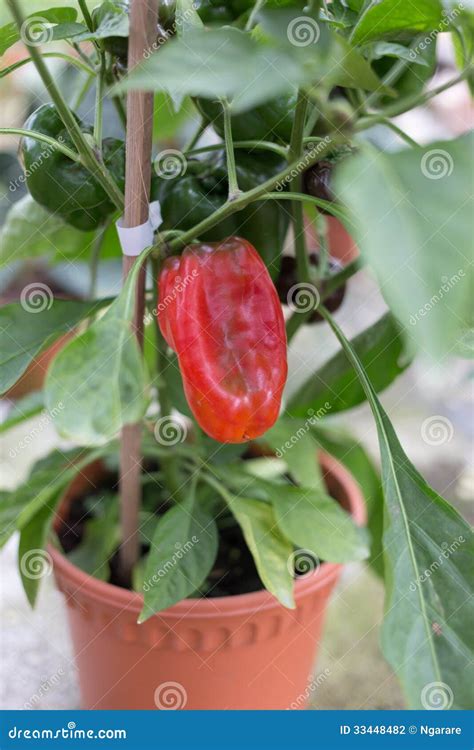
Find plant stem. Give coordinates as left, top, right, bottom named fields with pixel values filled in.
left=288, top=89, right=311, bottom=283
left=317, top=215, right=329, bottom=280
left=183, top=119, right=207, bottom=151
left=264, top=191, right=350, bottom=223
left=7, top=0, right=124, bottom=210
left=185, top=140, right=287, bottom=158
left=166, top=135, right=344, bottom=252
left=78, top=0, right=94, bottom=31
left=70, top=71, right=94, bottom=110
left=0, top=128, right=81, bottom=161
left=151, top=256, right=182, bottom=500
left=357, top=116, right=421, bottom=147
left=245, top=0, right=266, bottom=31
left=0, top=52, right=95, bottom=79
left=88, top=222, right=109, bottom=298
left=378, top=70, right=471, bottom=119
left=94, top=53, right=106, bottom=146
left=285, top=257, right=361, bottom=342
left=221, top=97, right=240, bottom=199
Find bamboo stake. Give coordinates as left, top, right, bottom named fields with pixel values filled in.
left=119, top=0, right=158, bottom=584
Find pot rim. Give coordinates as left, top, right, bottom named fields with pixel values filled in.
left=49, top=452, right=366, bottom=620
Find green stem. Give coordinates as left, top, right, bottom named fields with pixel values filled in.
left=70, top=71, right=94, bottom=110
left=94, top=53, right=106, bottom=146
left=317, top=215, right=329, bottom=280
left=183, top=119, right=207, bottom=152
left=289, top=89, right=311, bottom=283
left=264, top=192, right=349, bottom=223
left=185, top=140, right=287, bottom=158
left=0, top=52, right=94, bottom=79
left=7, top=0, right=124, bottom=211
left=357, top=116, right=420, bottom=147
left=245, top=0, right=266, bottom=31
left=78, top=0, right=94, bottom=31
left=0, top=128, right=81, bottom=162
left=88, top=223, right=109, bottom=298
left=166, top=134, right=344, bottom=252
left=285, top=258, right=361, bottom=342
left=221, top=98, right=240, bottom=199
left=151, top=255, right=182, bottom=500
left=377, top=70, right=470, bottom=119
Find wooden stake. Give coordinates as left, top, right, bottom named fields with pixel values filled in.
left=119, top=0, right=158, bottom=583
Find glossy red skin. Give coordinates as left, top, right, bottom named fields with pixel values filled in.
left=158, top=238, right=287, bottom=443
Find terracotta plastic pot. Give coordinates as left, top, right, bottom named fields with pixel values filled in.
left=50, top=453, right=366, bottom=710
left=304, top=215, right=359, bottom=266
left=5, top=334, right=70, bottom=400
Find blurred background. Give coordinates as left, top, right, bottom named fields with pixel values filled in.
left=0, top=1, right=473, bottom=710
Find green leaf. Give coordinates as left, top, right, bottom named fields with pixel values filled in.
left=323, top=308, right=474, bottom=709
left=139, top=488, right=218, bottom=620
left=0, top=297, right=111, bottom=395
left=264, top=479, right=370, bottom=564
left=263, top=419, right=325, bottom=492
left=334, top=135, right=474, bottom=357
left=311, top=424, right=385, bottom=579
left=288, top=313, right=410, bottom=417
left=351, top=0, right=443, bottom=44
left=19, top=502, right=57, bottom=607
left=0, top=448, right=87, bottom=549
left=175, top=0, right=204, bottom=36
left=226, top=494, right=295, bottom=609
left=45, top=264, right=147, bottom=445
left=68, top=493, right=120, bottom=581
left=369, top=41, right=430, bottom=65
left=0, top=390, right=44, bottom=434
left=0, top=195, right=97, bottom=268
left=330, top=35, right=395, bottom=94
left=0, top=7, right=77, bottom=56
left=117, top=27, right=306, bottom=113
left=73, top=0, right=128, bottom=42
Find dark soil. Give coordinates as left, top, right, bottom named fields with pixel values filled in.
left=58, top=465, right=321, bottom=598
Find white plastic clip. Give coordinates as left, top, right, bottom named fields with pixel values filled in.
left=116, top=200, right=163, bottom=257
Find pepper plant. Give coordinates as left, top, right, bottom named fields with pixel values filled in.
left=0, top=0, right=473, bottom=710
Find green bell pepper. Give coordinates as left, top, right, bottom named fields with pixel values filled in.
left=195, top=91, right=298, bottom=143
left=151, top=150, right=289, bottom=277
left=21, top=104, right=125, bottom=232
